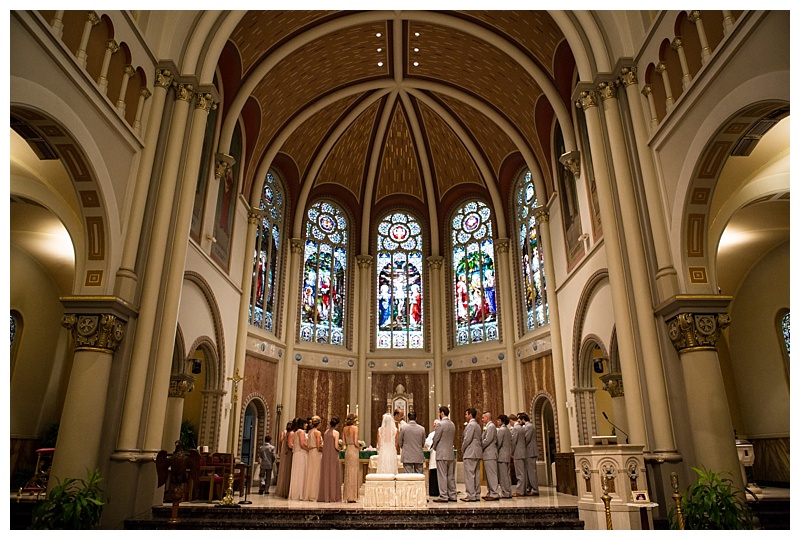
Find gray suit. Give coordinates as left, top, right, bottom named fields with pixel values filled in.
left=511, top=422, right=528, bottom=495
left=398, top=420, right=426, bottom=474
left=432, top=416, right=456, bottom=500
left=524, top=419, right=540, bottom=494
left=481, top=421, right=499, bottom=498
left=461, top=418, right=482, bottom=500
left=496, top=424, right=512, bottom=497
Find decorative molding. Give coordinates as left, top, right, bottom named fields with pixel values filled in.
left=194, top=92, right=216, bottom=112
left=426, top=255, right=443, bottom=270
left=619, top=66, right=638, bottom=87
left=169, top=375, right=195, bottom=398
left=532, top=207, right=550, bottom=223
left=600, top=372, right=624, bottom=398
left=356, top=254, right=373, bottom=269
left=576, top=90, right=598, bottom=110
left=174, top=82, right=194, bottom=103
left=598, top=81, right=616, bottom=101
left=494, top=238, right=510, bottom=253
left=290, top=238, right=303, bottom=254
left=62, top=313, right=126, bottom=353
left=559, top=150, right=581, bottom=176
left=214, top=152, right=234, bottom=180
left=154, top=68, right=173, bottom=89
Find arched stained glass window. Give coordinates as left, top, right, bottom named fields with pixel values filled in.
left=376, top=211, right=424, bottom=349
left=299, top=201, right=348, bottom=346
left=452, top=200, right=498, bottom=345
left=11, top=314, right=17, bottom=347
left=516, top=171, right=549, bottom=331
left=782, top=311, right=790, bottom=357
left=249, top=171, right=285, bottom=333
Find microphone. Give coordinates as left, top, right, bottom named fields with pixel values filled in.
left=602, top=412, right=629, bottom=444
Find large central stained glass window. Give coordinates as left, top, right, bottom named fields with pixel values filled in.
left=452, top=200, right=498, bottom=345
left=376, top=211, right=424, bottom=349
left=300, top=201, right=348, bottom=346
left=516, top=171, right=548, bottom=331
left=249, top=172, right=284, bottom=333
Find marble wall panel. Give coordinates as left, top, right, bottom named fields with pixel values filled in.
left=295, top=367, right=351, bottom=427
left=520, top=353, right=555, bottom=412
left=370, top=372, right=430, bottom=445
left=752, top=437, right=789, bottom=484
left=448, top=367, right=504, bottom=460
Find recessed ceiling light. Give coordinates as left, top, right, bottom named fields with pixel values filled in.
left=414, top=48, right=419, bottom=52
left=413, top=62, right=419, bottom=67
left=377, top=48, right=382, bottom=52
left=378, top=62, right=384, bottom=67
left=414, top=32, right=420, bottom=37
left=376, top=33, right=382, bottom=38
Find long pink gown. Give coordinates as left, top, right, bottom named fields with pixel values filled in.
left=287, top=429, right=308, bottom=500
left=302, top=427, right=322, bottom=501
left=318, top=428, right=342, bottom=502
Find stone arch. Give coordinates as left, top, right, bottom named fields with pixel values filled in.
left=240, top=393, right=270, bottom=467
left=571, top=269, right=610, bottom=385
left=530, top=390, right=557, bottom=457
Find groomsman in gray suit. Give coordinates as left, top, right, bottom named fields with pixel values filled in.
left=461, top=408, right=482, bottom=502
left=480, top=411, right=499, bottom=501
left=522, top=412, right=540, bottom=495
left=496, top=415, right=513, bottom=498
left=510, top=413, right=528, bottom=496
left=398, top=411, right=426, bottom=474
left=432, top=406, right=457, bottom=502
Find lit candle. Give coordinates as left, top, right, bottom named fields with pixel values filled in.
left=356, top=404, right=359, bottom=416
left=347, top=404, right=350, bottom=415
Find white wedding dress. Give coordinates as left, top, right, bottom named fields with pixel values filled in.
left=376, top=413, right=398, bottom=474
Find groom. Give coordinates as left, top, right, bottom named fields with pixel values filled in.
left=398, top=411, right=426, bottom=473
left=431, top=406, right=456, bottom=502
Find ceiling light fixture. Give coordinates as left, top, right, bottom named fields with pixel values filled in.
left=376, top=33, right=382, bottom=38
left=378, top=62, right=384, bottom=67
left=414, top=32, right=420, bottom=37
left=377, top=48, right=382, bottom=52
left=414, top=47, right=419, bottom=52
left=413, top=61, right=419, bottom=67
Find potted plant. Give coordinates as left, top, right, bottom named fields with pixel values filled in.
left=670, top=466, right=754, bottom=529
left=30, top=468, right=106, bottom=529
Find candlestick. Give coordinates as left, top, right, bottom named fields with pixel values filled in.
left=347, top=404, right=350, bottom=415
left=356, top=404, right=359, bottom=416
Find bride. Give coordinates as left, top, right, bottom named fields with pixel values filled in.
left=375, top=412, right=398, bottom=474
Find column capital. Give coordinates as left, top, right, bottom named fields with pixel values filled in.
left=169, top=374, right=195, bottom=398
left=532, top=206, right=550, bottom=223
left=666, top=312, right=730, bottom=353
left=214, top=152, right=235, bottom=180
left=576, top=90, right=599, bottom=110
left=688, top=10, right=701, bottom=23
left=598, top=81, right=617, bottom=101
left=559, top=150, right=581, bottom=176
left=62, top=313, right=126, bottom=353
left=495, top=238, right=510, bottom=253
left=356, top=255, right=373, bottom=269
left=139, top=87, right=152, bottom=100
left=641, top=84, right=652, bottom=97
left=290, top=238, right=304, bottom=254
left=655, top=62, right=667, bottom=74
left=87, top=11, right=100, bottom=25
left=194, top=92, right=217, bottom=112
left=619, top=66, right=638, bottom=87
left=174, top=82, right=194, bottom=103
left=600, top=371, right=624, bottom=397
left=123, top=65, right=136, bottom=78
left=155, top=68, right=173, bottom=89
left=107, top=39, right=120, bottom=53
left=248, top=211, right=260, bottom=225
left=671, top=37, right=684, bottom=50
left=427, top=255, right=444, bottom=269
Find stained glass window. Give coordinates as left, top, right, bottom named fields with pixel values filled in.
left=376, top=211, right=424, bottom=349
left=452, top=200, right=498, bottom=345
left=299, top=201, right=348, bottom=346
left=782, top=311, right=790, bottom=357
left=10, top=314, right=17, bottom=347
left=249, top=172, right=285, bottom=333
left=516, top=171, right=549, bottom=331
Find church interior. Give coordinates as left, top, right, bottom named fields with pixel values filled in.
left=8, top=9, right=790, bottom=529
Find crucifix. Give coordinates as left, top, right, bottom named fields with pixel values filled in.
left=219, top=368, right=247, bottom=507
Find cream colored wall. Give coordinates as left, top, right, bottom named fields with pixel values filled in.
left=727, top=241, right=790, bottom=438
left=9, top=244, right=71, bottom=437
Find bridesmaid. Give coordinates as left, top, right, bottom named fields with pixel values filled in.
left=342, top=413, right=360, bottom=503
left=287, top=418, right=309, bottom=500
left=275, top=420, right=294, bottom=498
left=318, top=416, right=342, bottom=502
left=303, top=416, right=324, bottom=501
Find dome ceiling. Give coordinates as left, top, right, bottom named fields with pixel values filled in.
left=222, top=10, right=572, bottom=234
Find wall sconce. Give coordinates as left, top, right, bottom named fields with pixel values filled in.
left=205, top=234, right=217, bottom=244
left=191, top=359, right=202, bottom=374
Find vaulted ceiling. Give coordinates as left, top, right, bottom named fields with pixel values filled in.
left=218, top=11, right=575, bottom=240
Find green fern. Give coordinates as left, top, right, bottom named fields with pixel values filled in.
left=670, top=466, right=754, bottom=530
left=30, top=468, right=105, bottom=530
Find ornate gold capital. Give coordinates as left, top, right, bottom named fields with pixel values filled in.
left=290, top=238, right=304, bottom=254
left=666, top=312, right=730, bottom=353
left=655, top=62, right=667, bottom=74
left=619, top=66, right=638, bottom=87
left=195, top=92, right=216, bottom=112
left=356, top=255, right=373, bottom=269
left=87, top=11, right=100, bottom=25
left=598, top=82, right=616, bottom=101
left=174, top=82, right=194, bottom=102
left=688, top=11, right=701, bottom=23
left=671, top=37, right=683, bottom=50
left=559, top=150, right=581, bottom=176
left=641, top=85, right=652, bottom=97
left=107, top=39, right=120, bottom=53
left=427, top=256, right=444, bottom=270
left=155, top=68, right=173, bottom=89
left=576, top=90, right=598, bottom=110
left=495, top=238, right=510, bottom=253
left=600, top=372, right=624, bottom=398
left=169, top=376, right=195, bottom=398
left=214, top=153, right=234, bottom=180
left=62, top=313, right=126, bottom=353
left=124, top=65, right=136, bottom=78
left=532, top=207, right=550, bottom=223
left=140, top=88, right=152, bottom=100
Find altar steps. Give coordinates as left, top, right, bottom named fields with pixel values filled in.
left=124, top=505, right=584, bottom=530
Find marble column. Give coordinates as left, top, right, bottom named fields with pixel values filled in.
left=161, top=375, right=195, bottom=450
left=688, top=11, right=713, bottom=64
left=655, top=62, right=675, bottom=113
left=50, top=10, right=65, bottom=38
left=75, top=11, right=99, bottom=69
left=671, top=38, right=693, bottom=90
left=662, top=297, right=743, bottom=492
left=577, top=90, right=647, bottom=448
left=116, top=65, right=136, bottom=115
left=132, top=88, right=151, bottom=136
left=598, top=81, right=676, bottom=456
left=115, top=67, right=173, bottom=302
left=97, top=39, right=119, bottom=95
left=494, top=239, right=520, bottom=411
left=641, top=85, right=659, bottom=131
left=279, top=238, right=304, bottom=421
left=143, top=89, right=216, bottom=453
left=356, top=255, right=373, bottom=425
left=427, top=255, right=444, bottom=427
left=116, top=80, right=194, bottom=454
left=533, top=207, right=572, bottom=451
left=51, top=299, right=132, bottom=484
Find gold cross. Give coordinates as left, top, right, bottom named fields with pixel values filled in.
left=227, top=367, right=247, bottom=402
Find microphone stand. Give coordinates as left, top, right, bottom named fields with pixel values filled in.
left=602, top=412, right=629, bottom=444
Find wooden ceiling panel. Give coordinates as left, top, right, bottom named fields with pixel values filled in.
left=376, top=104, right=423, bottom=203
left=417, top=100, right=483, bottom=200
left=316, top=99, right=382, bottom=203
left=282, top=94, right=361, bottom=180
left=229, top=11, right=338, bottom=76
left=458, top=11, right=563, bottom=78
left=434, top=93, right=517, bottom=178
left=407, top=22, right=543, bottom=158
